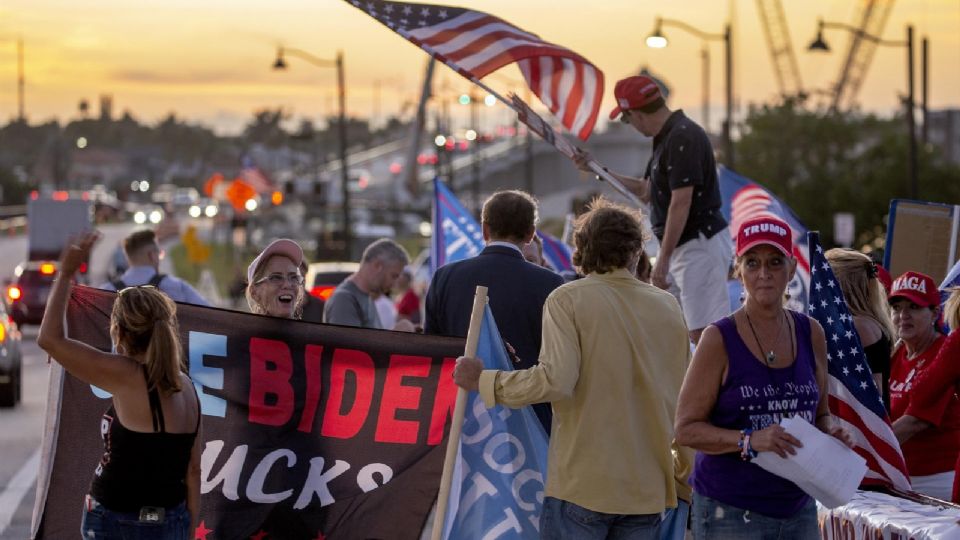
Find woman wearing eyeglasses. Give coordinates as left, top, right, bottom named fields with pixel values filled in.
left=38, top=231, right=201, bottom=539
left=245, top=238, right=307, bottom=319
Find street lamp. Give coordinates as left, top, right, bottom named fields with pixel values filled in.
left=272, top=46, right=352, bottom=258
left=646, top=17, right=734, bottom=169
left=807, top=20, right=923, bottom=199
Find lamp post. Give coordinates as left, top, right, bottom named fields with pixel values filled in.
left=273, top=47, right=352, bottom=258
left=17, top=37, right=24, bottom=121
left=808, top=20, right=922, bottom=199
left=647, top=17, right=733, bottom=169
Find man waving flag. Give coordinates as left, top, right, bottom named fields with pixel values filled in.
left=344, top=0, right=603, bottom=140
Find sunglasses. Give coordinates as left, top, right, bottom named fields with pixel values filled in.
left=118, top=284, right=157, bottom=296
left=256, top=273, right=305, bottom=286
left=619, top=109, right=633, bottom=124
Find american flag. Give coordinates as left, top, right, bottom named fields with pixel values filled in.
left=345, top=0, right=603, bottom=140
left=807, top=231, right=911, bottom=490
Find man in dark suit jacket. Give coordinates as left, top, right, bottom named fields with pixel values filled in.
left=425, top=190, right=565, bottom=432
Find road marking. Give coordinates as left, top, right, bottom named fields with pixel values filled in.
left=0, top=447, right=40, bottom=535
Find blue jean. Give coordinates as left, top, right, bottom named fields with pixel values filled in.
left=540, top=497, right=662, bottom=540
left=80, top=495, right=190, bottom=540
left=691, top=492, right=818, bottom=540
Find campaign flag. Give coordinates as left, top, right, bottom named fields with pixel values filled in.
left=345, top=0, right=603, bottom=140
left=806, top=232, right=911, bottom=491
left=537, top=230, right=573, bottom=273
left=35, top=286, right=465, bottom=539
left=441, top=305, right=549, bottom=539
left=941, top=259, right=960, bottom=292
left=431, top=178, right=484, bottom=275
left=719, top=167, right=811, bottom=312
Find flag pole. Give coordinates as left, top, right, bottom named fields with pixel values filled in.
left=466, top=76, right=642, bottom=206
left=431, top=285, right=488, bottom=540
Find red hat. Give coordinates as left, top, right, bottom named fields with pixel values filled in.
left=608, top=76, right=663, bottom=120
left=736, top=216, right=792, bottom=257
left=247, top=238, right=304, bottom=284
left=888, top=271, right=939, bottom=308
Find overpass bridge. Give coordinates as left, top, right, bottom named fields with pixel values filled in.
left=313, top=124, right=653, bottom=222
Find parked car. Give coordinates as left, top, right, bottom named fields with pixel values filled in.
left=0, top=299, right=22, bottom=407
left=304, top=262, right=359, bottom=301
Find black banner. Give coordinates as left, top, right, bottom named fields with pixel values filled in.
left=37, top=286, right=465, bottom=539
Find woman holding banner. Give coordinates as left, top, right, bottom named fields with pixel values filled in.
left=245, top=238, right=307, bottom=319
left=888, top=273, right=959, bottom=501
left=826, top=248, right=896, bottom=410
left=37, top=231, right=201, bottom=539
left=675, top=215, right=852, bottom=539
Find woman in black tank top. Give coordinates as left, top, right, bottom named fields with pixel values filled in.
left=38, top=231, right=202, bottom=540
left=826, top=249, right=896, bottom=411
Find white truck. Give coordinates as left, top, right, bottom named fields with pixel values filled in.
left=27, top=197, right=94, bottom=262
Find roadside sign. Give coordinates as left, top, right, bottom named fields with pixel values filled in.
left=884, top=199, right=960, bottom=284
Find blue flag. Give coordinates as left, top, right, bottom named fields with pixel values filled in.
left=442, top=306, right=549, bottom=540
left=431, top=179, right=484, bottom=276
left=537, top=230, right=573, bottom=273
left=942, top=259, right=960, bottom=292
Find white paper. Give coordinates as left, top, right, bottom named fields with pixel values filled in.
left=753, top=416, right=867, bottom=508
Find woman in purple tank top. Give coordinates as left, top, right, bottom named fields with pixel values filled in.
left=675, top=216, right=852, bottom=539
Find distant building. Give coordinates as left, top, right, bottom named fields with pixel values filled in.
left=928, top=109, right=960, bottom=165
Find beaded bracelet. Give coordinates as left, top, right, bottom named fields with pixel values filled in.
left=739, top=428, right=755, bottom=461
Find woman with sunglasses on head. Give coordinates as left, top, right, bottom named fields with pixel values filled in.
left=38, top=231, right=201, bottom=539
left=886, top=271, right=959, bottom=500
left=675, top=216, right=852, bottom=539
left=246, top=238, right=307, bottom=319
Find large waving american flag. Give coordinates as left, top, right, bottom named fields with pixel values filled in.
left=345, top=0, right=603, bottom=140
left=807, top=231, right=911, bottom=491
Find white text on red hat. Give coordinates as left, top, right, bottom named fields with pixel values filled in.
left=742, top=222, right=788, bottom=238
left=893, top=275, right=927, bottom=294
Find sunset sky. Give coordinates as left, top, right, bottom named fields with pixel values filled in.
left=1, top=0, right=957, bottom=136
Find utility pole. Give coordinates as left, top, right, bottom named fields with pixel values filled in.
left=906, top=26, right=918, bottom=199
left=921, top=36, right=929, bottom=146
left=17, top=37, right=25, bottom=121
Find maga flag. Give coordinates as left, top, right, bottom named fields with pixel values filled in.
left=441, top=306, right=549, bottom=539
left=35, top=286, right=465, bottom=539
left=431, top=178, right=484, bottom=275
left=806, top=232, right=911, bottom=491
left=345, top=0, right=603, bottom=140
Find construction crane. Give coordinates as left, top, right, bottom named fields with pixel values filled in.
left=756, top=0, right=804, bottom=98
left=830, top=0, right=896, bottom=111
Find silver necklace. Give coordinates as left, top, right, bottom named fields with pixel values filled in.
left=745, top=308, right=787, bottom=365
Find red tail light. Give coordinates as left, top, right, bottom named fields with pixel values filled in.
left=309, top=286, right=336, bottom=300
left=79, top=262, right=88, bottom=274
left=7, top=285, right=22, bottom=301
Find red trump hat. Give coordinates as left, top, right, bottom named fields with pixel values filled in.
left=888, top=271, right=939, bottom=308
left=608, top=76, right=663, bottom=120
left=736, top=216, right=793, bottom=257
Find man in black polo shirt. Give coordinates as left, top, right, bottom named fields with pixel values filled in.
left=577, top=75, right=732, bottom=343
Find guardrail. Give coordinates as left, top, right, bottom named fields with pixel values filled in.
left=0, top=215, right=27, bottom=235
left=0, top=205, right=26, bottom=219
